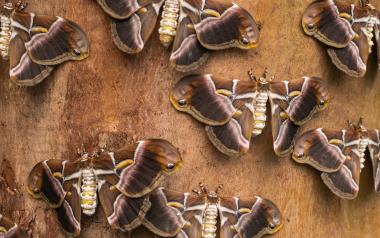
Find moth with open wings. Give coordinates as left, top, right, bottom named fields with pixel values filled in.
left=292, top=119, right=380, bottom=199
left=0, top=214, right=25, bottom=238
left=27, top=139, right=182, bottom=236
left=95, top=0, right=260, bottom=71
left=140, top=184, right=282, bottom=238
left=302, top=0, right=380, bottom=77
left=0, top=2, right=89, bottom=86
left=170, top=69, right=329, bottom=157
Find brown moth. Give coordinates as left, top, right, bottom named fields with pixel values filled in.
left=302, top=0, right=380, bottom=77
left=27, top=139, right=182, bottom=236
left=170, top=69, right=329, bottom=157
left=292, top=119, right=380, bottom=199
left=0, top=214, right=25, bottom=238
left=0, top=1, right=89, bottom=86
left=95, top=0, right=260, bottom=72
left=140, top=184, right=283, bottom=238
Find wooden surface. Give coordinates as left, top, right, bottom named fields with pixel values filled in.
left=1, top=0, right=380, bottom=237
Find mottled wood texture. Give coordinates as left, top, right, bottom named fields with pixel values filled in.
left=0, top=0, right=380, bottom=237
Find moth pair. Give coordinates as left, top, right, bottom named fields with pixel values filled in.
left=0, top=214, right=25, bottom=238
left=170, top=69, right=329, bottom=157
left=27, top=139, right=183, bottom=236
left=0, top=2, right=89, bottom=86
left=303, top=0, right=380, bottom=77
left=138, top=184, right=282, bottom=238
left=95, top=0, right=260, bottom=71
left=293, top=119, right=380, bottom=199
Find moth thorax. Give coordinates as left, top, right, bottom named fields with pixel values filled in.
left=80, top=168, right=98, bottom=216
left=201, top=203, right=218, bottom=238
left=158, top=0, right=179, bottom=47
left=358, top=138, right=369, bottom=170
left=252, top=92, right=268, bottom=137
left=0, top=15, right=11, bottom=60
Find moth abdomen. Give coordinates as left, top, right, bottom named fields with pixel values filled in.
left=158, top=0, right=179, bottom=47
left=202, top=203, right=218, bottom=238
left=252, top=92, right=268, bottom=137
left=80, top=168, right=98, bottom=216
left=358, top=138, right=369, bottom=170
left=0, top=14, right=11, bottom=60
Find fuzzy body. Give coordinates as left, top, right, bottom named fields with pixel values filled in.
left=201, top=203, right=218, bottom=238
left=158, top=0, right=179, bottom=47
left=0, top=15, right=11, bottom=60
left=80, top=168, right=98, bottom=216
left=252, top=91, right=269, bottom=137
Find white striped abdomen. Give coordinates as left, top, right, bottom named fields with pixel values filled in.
left=201, top=203, right=218, bottom=238
left=0, top=15, right=11, bottom=60
left=158, top=0, right=179, bottom=47
left=80, top=168, right=98, bottom=216
left=252, top=92, right=268, bottom=137
left=358, top=138, right=369, bottom=170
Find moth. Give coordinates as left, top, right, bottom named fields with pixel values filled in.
left=292, top=119, right=380, bottom=199
left=27, top=139, right=182, bottom=236
left=95, top=0, right=260, bottom=71
left=302, top=0, right=380, bottom=77
left=139, top=184, right=282, bottom=238
left=0, top=214, right=25, bottom=238
left=170, top=69, right=329, bottom=157
left=0, top=1, right=89, bottom=86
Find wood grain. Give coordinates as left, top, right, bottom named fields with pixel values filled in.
left=1, top=0, right=380, bottom=237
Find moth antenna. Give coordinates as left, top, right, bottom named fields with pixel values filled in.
left=346, top=120, right=355, bottom=130
left=215, top=184, right=223, bottom=194
left=248, top=68, right=256, bottom=82
left=199, top=182, right=208, bottom=194
left=262, top=68, right=269, bottom=79
left=358, top=117, right=363, bottom=127
left=192, top=189, right=201, bottom=195
left=13, top=1, right=27, bottom=11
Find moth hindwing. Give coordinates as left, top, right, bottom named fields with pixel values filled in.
left=170, top=69, right=329, bottom=157
left=302, top=0, right=380, bottom=77
left=96, top=0, right=260, bottom=71
left=141, top=185, right=283, bottom=238
left=292, top=119, right=380, bottom=199
left=27, top=139, right=182, bottom=236
left=0, top=2, right=89, bottom=86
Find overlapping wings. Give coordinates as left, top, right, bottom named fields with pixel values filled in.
left=269, top=77, right=329, bottom=156
left=97, top=0, right=260, bottom=71
left=218, top=196, right=282, bottom=238
left=302, top=0, right=380, bottom=77
left=170, top=74, right=254, bottom=157
left=9, top=10, right=89, bottom=86
left=292, top=128, right=365, bottom=199
left=26, top=139, right=182, bottom=236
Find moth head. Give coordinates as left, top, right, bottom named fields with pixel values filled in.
left=263, top=199, right=283, bottom=234
left=236, top=8, right=260, bottom=49
left=170, top=75, right=198, bottom=112
left=27, top=163, right=45, bottom=197
left=138, top=139, right=183, bottom=174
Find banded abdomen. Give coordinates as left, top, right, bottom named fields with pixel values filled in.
left=80, top=168, right=98, bottom=216
left=0, top=15, right=11, bottom=60
left=252, top=91, right=268, bottom=137
left=158, top=0, right=179, bottom=47
left=201, top=203, right=218, bottom=238
left=358, top=138, right=369, bottom=170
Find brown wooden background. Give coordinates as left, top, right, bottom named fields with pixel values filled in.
left=1, top=0, right=380, bottom=237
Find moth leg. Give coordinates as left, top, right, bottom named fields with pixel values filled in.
left=216, top=89, right=233, bottom=97
left=115, top=159, right=134, bottom=170
left=288, top=91, right=301, bottom=98
left=202, top=9, right=221, bottom=17
left=328, top=139, right=344, bottom=145
left=53, top=172, right=63, bottom=179
left=238, top=208, right=252, bottom=214
left=166, top=202, right=184, bottom=209
left=339, top=13, right=352, bottom=21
